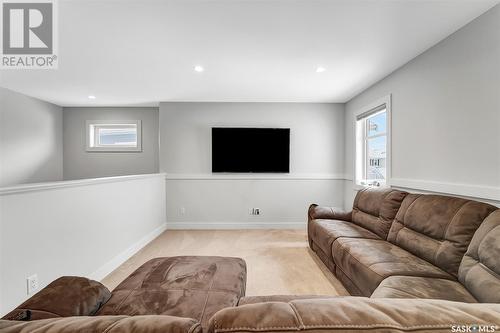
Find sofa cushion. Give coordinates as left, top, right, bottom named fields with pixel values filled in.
left=332, top=238, right=453, bottom=296
left=307, top=204, right=352, bottom=249
left=238, top=295, right=338, bottom=306
left=371, top=276, right=477, bottom=302
left=0, top=315, right=201, bottom=333
left=388, top=194, right=497, bottom=278
left=2, top=276, right=111, bottom=321
left=310, top=219, right=380, bottom=261
left=459, top=209, right=500, bottom=303
left=310, top=241, right=336, bottom=272
left=97, top=256, right=246, bottom=330
left=351, top=188, right=408, bottom=239
left=208, top=298, right=500, bottom=333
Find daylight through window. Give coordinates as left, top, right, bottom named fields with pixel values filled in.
left=86, top=120, right=142, bottom=152
left=355, top=106, right=387, bottom=187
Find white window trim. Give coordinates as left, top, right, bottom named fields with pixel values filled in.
left=353, top=94, right=392, bottom=190
left=86, top=120, right=142, bottom=152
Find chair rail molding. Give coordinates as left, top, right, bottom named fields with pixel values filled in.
left=165, top=173, right=348, bottom=181
left=390, top=178, right=499, bottom=203
left=0, top=173, right=167, bottom=195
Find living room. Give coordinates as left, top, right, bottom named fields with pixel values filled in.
left=0, top=0, right=499, bottom=332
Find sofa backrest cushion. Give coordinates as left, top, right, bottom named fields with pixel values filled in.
left=0, top=315, right=202, bottom=333
left=208, top=298, right=500, bottom=333
left=2, top=276, right=111, bottom=321
left=351, top=187, right=408, bottom=239
left=459, top=209, right=500, bottom=303
left=387, top=194, right=497, bottom=278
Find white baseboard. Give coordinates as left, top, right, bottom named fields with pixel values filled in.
left=166, top=221, right=306, bottom=230
left=89, top=223, right=167, bottom=281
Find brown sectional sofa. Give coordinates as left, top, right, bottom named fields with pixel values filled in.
left=2, top=256, right=247, bottom=332
left=209, top=297, right=500, bottom=333
left=0, top=315, right=202, bottom=333
left=1, top=188, right=499, bottom=332
left=309, top=187, right=498, bottom=301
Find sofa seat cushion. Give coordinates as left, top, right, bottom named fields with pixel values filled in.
left=97, top=256, right=246, bottom=330
left=371, top=276, right=477, bottom=302
left=332, top=238, right=453, bottom=296
left=311, top=219, right=380, bottom=260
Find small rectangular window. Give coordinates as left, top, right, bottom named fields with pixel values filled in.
left=354, top=96, right=391, bottom=188
left=86, top=120, right=142, bottom=152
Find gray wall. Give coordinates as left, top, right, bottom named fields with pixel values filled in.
left=0, top=88, right=63, bottom=187
left=160, top=102, right=345, bottom=227
left=63, top=107, right=159, bottom=180
left=160, top=102, right=345, bottom=174
left=344, top=5, right=500, bottom=208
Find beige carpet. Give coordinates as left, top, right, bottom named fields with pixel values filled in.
left=102, top=229, right=349, bottom=297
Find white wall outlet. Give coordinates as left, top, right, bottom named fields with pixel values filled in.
left=27, top=274, right=39, bottom=294
left=179, top=207, right=186, bottom=215
left=250, top=208, right=261, bottom=215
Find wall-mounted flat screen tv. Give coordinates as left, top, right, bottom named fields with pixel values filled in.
left=212, top=127, right=290, bottom=173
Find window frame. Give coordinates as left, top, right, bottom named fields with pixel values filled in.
left=86, top=120, right=142, bottom=152
left=353, top=94, right=392, bottom=189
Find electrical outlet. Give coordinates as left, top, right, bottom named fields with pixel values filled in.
left=250, top=208, right=260, bottom=215
left=27, top=274, right=38, bottom=294
left=179, top=207, right=186, bottom=216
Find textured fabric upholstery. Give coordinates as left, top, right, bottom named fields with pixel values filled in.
left=0, top=315, right=201, bottom=333
left=97, top=256, right=246, bottom=330
left=307, top=204, right=352, bottom=249
left=310, top=219, right=380, bottom=262
left=351, top=188, right=408, bottom=239
left=371, top=276, right=477, bottom=302
left=310, top=242, right=336, bottom=272
left=388, top=194, right=496, bottom=278
left=459, top=210, right=500, bottom=303
left=238, top=295, right=338, bottom=306
left=308, top=204, right=352, bottom=222
left=208, top=298, right=500, bottom=333
left=2, top=276, right=111, bottom=321
left=332, top=238, right=453, bottom=296
left=307, top=188, right=406, bottom=269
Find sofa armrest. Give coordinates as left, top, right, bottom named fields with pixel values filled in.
left=308, top=204, right=352, bottom=222
left=0, top=315, right=202, bottom=333
left=2, top=276, right=111, bottom=321
left=208, top=298, right=500, bottom=333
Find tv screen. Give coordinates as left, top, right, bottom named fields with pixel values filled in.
left=212, top=127, right=290, bottom=173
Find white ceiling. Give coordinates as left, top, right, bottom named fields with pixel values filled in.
left=0, top=0, right=498, bottom=106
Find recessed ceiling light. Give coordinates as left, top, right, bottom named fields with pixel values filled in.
left=88, top=95, right=96, bottom=99
left=194, top=65, right=204, bottom=72
left=316, top=66, right=326, bottom=73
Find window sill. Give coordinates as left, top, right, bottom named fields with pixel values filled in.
left=86, top=147, right=142, bottom=152
left=353, top=182, right=387, bottom=191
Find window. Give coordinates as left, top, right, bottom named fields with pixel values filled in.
left=86, top=120, right=142, bottom=152
left=354, top=95, right=391, bottom=188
